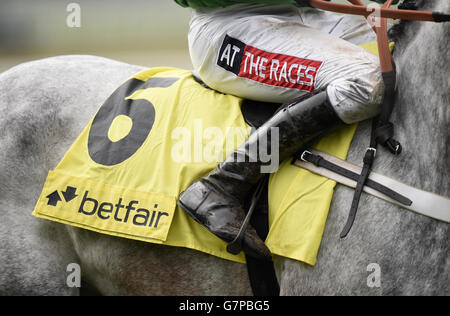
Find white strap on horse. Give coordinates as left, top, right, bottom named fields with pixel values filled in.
left=294, top=149, right=450, bottom=223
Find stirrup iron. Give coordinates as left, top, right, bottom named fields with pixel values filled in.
left=227, top=177, right=268, bottom=255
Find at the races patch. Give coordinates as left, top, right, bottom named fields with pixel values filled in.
left=217, top=35, right=323, bottom=92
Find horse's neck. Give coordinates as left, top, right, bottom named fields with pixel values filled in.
left=389, top=0, right=449, bottom=195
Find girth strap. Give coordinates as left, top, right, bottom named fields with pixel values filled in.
left=299, top=150, right=412, bottom=206
left=294, top=149, right=450, bottom=224
left=244, top=177, right=280, bottom=296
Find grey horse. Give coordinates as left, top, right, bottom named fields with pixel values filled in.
left=0, top=0, right=448, bottom=295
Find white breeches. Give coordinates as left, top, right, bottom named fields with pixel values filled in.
left=188, top=4, right=385, bottom=123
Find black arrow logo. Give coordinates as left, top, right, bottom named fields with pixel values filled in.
left=62, top=186, right=78, bottom=202
left=46, top=190, right=62, bottom=206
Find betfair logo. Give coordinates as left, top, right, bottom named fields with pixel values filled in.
left=46, top=186, right=78, bottom=206
left=46, top=186, right=169, bottom=229
left=78, top=191, right=169, bottom=228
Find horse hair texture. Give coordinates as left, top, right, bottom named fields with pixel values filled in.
left=0, top=0, right=448, bottom=296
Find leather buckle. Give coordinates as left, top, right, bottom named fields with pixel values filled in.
left=300, top=150, right=312, bottom=162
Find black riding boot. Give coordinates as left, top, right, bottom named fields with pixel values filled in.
left=178, top=90, right=345, bottom=259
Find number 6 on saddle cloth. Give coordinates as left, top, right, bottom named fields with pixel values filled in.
left=229, top=0, right=450, bottom=252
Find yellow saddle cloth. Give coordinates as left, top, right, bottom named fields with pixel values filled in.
left=33, top=44, right=388, bottom=266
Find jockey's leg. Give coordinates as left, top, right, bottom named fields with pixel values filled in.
left=188, top=4, right=384, bottom=124
left=179, top=4, right=384, bottom=258
left=178, top=89, right=344, bottom=259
